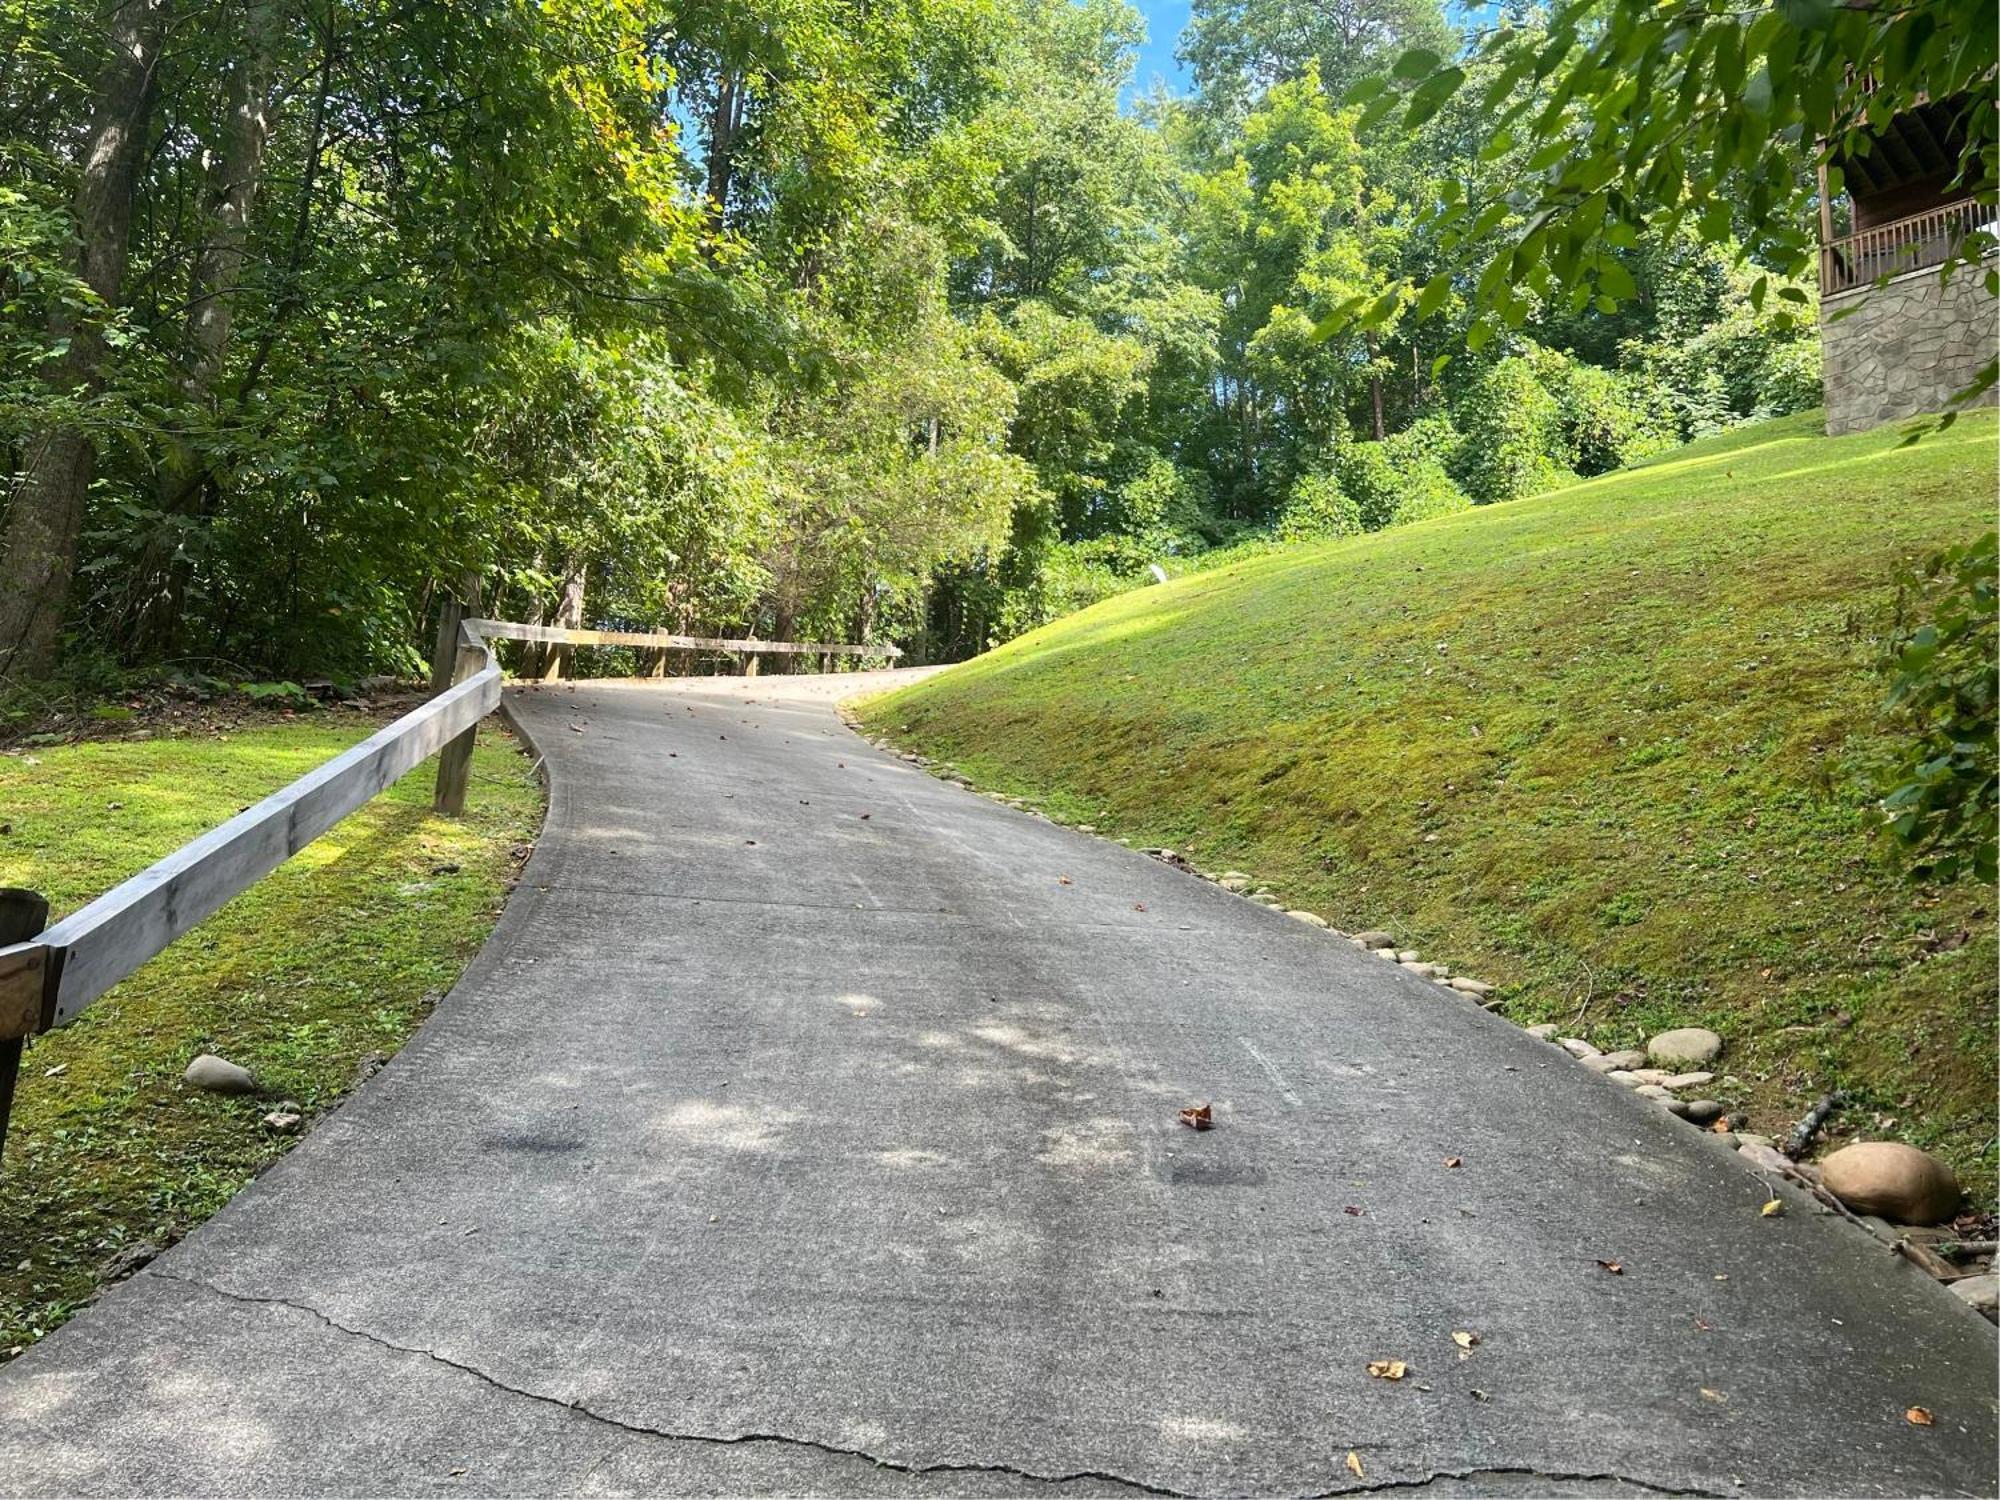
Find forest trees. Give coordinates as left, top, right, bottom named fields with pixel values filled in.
left=0, top=0, right=1879, bottom=685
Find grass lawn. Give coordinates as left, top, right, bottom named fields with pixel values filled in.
left=860, top=410, right=1999, bottom=1199
left=0, top=711, right=542, bottom=1354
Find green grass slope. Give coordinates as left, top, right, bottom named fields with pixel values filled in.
left=0, top=716, right=542, bottom=1353
left=861, top=411, right=2000, bottom=1198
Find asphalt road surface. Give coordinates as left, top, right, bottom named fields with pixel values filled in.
left=1, top=671, right=1993, bottom=1497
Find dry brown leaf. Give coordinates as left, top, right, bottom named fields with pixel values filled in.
left=1178, top=1103, right=1213, bottom=1131
left=1906, top=1407, right=1935, bottom=1427
left=1700, top=1388, right=1726, bottom=1404
left=1346, top=1451, right=1365, bottom=1479
left=1366, top=1360, right=1408, bottom=1381
left=1443, top=1156, right=1463, bottom=1169
left=1133, top=902, right=1147, bottom=911
left=1451, top=1331, right=1479, bottom=1350
left=1596, top=1259, right=1624, bottom=1275
left=1058, top=875, right=1073, bottom=885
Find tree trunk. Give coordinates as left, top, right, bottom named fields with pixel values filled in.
left=543, top=566, right=584, bottom=681
left=1367, top=334, right=1385, bottom=440
left=131, top=0, right=284, bottom=654
left=0, top=0, right=170, bottom=679
left=704, top=73, right=742, bottom=234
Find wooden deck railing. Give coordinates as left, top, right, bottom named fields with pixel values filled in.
left=1821, top=198, right=1993, bottom=296
left=0, top=613, right=897, bottom=1163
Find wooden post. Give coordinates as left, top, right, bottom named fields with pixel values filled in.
left=742, top=647, right=760, bottom=677
left=429, top=570, right=482, bottom=694
left=432, top=579, right=486, bottom=817
left=0, top=889, right=50, bottom=1169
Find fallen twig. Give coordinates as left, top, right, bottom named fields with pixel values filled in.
left=1784, top=1089, right=1843, bottom=1159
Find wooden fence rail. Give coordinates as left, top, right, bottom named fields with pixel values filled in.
left=0, top=613, right=893, bottom=1163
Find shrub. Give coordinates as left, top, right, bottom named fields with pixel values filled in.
left=1449, top=356, right=1577, bottom=503
left=1277, top=470, right=1363, bottom=540
left=1876, top=529, right=1998, bottom=884
left=1755, top=339, right=1824, bottom=418
left=1552, top=364, right=1679, bottom=475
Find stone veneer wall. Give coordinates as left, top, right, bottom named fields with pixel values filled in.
left=1820, top=259, right=1999, bottom=436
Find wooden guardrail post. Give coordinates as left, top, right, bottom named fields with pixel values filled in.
left=432, top=633, right=485, bottom=816
left=0, top=888, right=51, bottom=1168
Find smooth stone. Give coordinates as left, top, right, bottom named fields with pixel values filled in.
left=1524, top=1024, right=1560, bottom=1041
left=1627, top=1068, right=1675, bottom=1086
left=1399, top=961, right=1440, bottom=977
left=1606, top=1071, right=1641, bottom=1087
left=1219, top=871, right=1252, bottom=883
left=1819, top=1142, right=1962, bottom=1225
left=1736, top=1133, right=1776, bottom=1151
left=1634, top=1084, right=1673, bottom=1101
left=1448, top=976, right=1494, bottom=998
left=1738, top=1142, right=1795, bottom=1175
left=1395, top=950, right=1420, bottom=963
left=1249, top=894, right=1282, bottom=907
left=1372, top=947, right=1400, bottom=959
left=262, top=1110, right=304, bottom=1134
left=1580, top=1056, right=1621, bottom=1074
left=1286, top=910, right=1330, bottom=928
left=1663, top=1071, right=1715, bottom=1090
left=1708, top=1131, right=1739, bottom=1149
left=1682, top=1099, right=1726, bottom=1126
left=1647, top=1027, right=1723, bottom=1067
left=1599, top=1050, right=1647, bottom=1071
left=1559, top=1039, right=1600, bottom=1059
left=1356, top=931, right=1396, bottom=950
left=1220, top=877, right=1251, bottom=892
left=1949, top=1276, right=1998, bottom=1316
left=184, top=1054, right=258, bottom=1095
left=1660, top=1098, right=1691, bottom=1118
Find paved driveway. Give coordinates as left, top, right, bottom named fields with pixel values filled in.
left=0, top=671, right=1992, bottom=1496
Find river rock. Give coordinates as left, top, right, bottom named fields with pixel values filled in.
left=1606, top=1071, right=1641, bottom=1087
left=1647, top=1028, right=1723, bottom=1067
left=1599, top=1050, right=1647, bottom=1071
left=1286, top=910, right=1329, bottom=928
left=1559, top=1038, right=1599, bottom=1059
left=1395, top=950, right=1420, bottom=963
left=1448, top=977, right=1494, bottom=999
left=1950, top=1275, right=1998, bottom=1318
left=1220, top=877, right=1251, bottom=892
left=1355, top=931, right=1396, bottom=950
left=1738, top=1141, right=1794, bottom=1175
left=1634, top=1084, right=1674, bottom=1101
left=1818, top=1142, right=1961, bottom=1225
left=1580, top=1056, right=1621, bottom=1074
left=1627, top=1068, right=1675, bottom=1086
left=1524, top=1024, right=1559, bottom=1041
left=184, top=1054, right=258, bottom=1095
left=1663, top=1071, right=1715, bottom=1091
left=1682, top=1099, right=1726, bottom=1126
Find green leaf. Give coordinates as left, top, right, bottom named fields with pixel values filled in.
left=1392, top=48, right=1441, bottom=80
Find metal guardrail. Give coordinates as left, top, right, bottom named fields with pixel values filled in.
left=0, top=612, right=895, bottom=1162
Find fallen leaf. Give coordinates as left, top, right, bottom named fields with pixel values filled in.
left=1057, top=875, right=1073, bottom=885
left=1700, top=1388, right=1727, bottom=1404
left=1443, top=1156, right=1463, bottom=1168
left=1343, top=1205, right=1364, bottom=1216
left=1709, top=1117, right=1732, bottom=1133
left=1346, top=1451, right=1365, bottom=1479
left=1178, top=1103, right=1213, bottom=1131
left=1366, top=1360, right=1408, bottom=1381
left=1451, top=1331, right=1479, bottom=1350
left=1133, top=902, right=1146, bottom=911
left=1906, top=1407, right=1935, bottom=1427
left=1596, top=1259, right=1624, bottom=1275
left=860, top=813, right=871, bottom=820
left=1761, top=1198, right=1785, bottom=1217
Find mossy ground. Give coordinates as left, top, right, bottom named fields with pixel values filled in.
left=0, top=712, right=542, bottom=1353
left=861, top=411, right=1999, bottom=1200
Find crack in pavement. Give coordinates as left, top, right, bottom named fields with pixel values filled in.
left=146, top=1271, right=1182, bottom=1496
left=146, top=1271, right=1718, bottom=1500
left=1301, top=1469, right=1724, bottom=1498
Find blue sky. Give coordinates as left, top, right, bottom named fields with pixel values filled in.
left=1126, top=0, right=1193, bottom=102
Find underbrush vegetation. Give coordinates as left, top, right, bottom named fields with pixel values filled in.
left=861, top=412, right=2000, bottom=1199
left=0, top=717, right=541, bottom=1354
